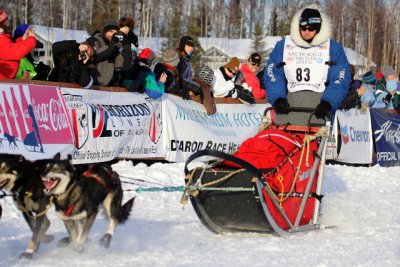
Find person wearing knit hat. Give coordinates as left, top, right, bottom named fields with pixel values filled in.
left=358, top=70, right=394, bottom=109
left=381, top=66, right=399, bottom=107
left=223, top=57, right=240, bottom=75
left=362, top=71, right=377, bottom=85
left=0, top=9, right=37, bottom=79
left=178, top=35, right=194, bottom=53
left=163, top=49, right=180, bottom=67
left=124, top=47, right=167, bottom=99
left=213, top=57, right=240, bottom=98
left=138, top=48, right=156, bottom=62
left=176, top=35, right=203, bottom=101
left=213, top=57, right=255, bottom=104
left=383, top=66, right=397, bottom=80
left=265, top=4, right=351, bottom=125
left=116, top=16, right=139, bottom=84
left=11, top=24, right=38, bottom=80
left=13, top=24, right=30, bottom=39
left=0, top=9, right=8, bottom=25
left=103, top=21, right=120, bottom=35
left=236, top=52, right=265, bottom=99
left=84, top=20, right=130, bottom=86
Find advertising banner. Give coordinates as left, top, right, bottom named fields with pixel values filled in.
left=162, top=94, right=266, bottom=162
left=336, top=109, right=373, bottom=164
left=0, top=83, right=74, bottom=160
left=62, top=89, right=164, bottom=164
left=370, top=109, right=400, bottom=167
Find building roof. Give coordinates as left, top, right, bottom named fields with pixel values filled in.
left=32, top=25, right=89, bottom=43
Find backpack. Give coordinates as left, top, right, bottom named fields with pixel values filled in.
left=222, top=128, right=319, bottom=229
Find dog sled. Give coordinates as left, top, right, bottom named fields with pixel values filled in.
left=182, top=107, right=331, bottom=236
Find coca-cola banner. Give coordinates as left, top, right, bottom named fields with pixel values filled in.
left=0, top=83, right=74, bottom=160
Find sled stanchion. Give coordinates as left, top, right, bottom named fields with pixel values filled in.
left=293, top=127, right=328, bottom=228
left=312, top=121, right=330, bottom=224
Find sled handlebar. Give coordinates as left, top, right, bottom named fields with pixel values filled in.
left=263, top=106, right=331, bottom=128
left=263, top=106, right=316, bottom=116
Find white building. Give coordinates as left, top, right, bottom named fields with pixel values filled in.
left=31, top=25, right=374, bottom=75
left=31, top=25, right=89, bottom=67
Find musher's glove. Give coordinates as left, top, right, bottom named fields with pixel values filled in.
left=274, top=97, right=289, bottom=114
left=315, top=100, right=331, bottom=119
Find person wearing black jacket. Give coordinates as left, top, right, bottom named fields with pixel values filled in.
left=48, top=40, right=97, bottom=88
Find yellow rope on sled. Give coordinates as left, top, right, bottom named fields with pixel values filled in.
left=265, top=132, right=317, bottom=204
left=181, top=167, right=247, bottom=207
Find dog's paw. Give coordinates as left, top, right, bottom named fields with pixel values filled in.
left=19, top=252, right=33, bottom=259
left=57, top=236, right=70, bottom=247
left=74, top=245, right=85, bottom=253
left=99, top=233, right=112, bottom=248
left=39, top=234, right=54, bottom=244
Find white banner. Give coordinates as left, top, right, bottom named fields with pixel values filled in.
left=162, top=94, right=266, bottom=162
left=336, top=109, right=373, bottom=164
left=62, top=89, right=164, bottom=164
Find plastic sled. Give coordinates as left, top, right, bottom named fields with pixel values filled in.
left=182, top=107, right=331, bottom=236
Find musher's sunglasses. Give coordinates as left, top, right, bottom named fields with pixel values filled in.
left=300, top=25, right=317, bottom=32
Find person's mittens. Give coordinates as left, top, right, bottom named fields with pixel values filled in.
left=315, top=100, right=331, bottom=119
left=383, top=93, right=392, bottom=104
left=274, top=97, right=290, bottom=114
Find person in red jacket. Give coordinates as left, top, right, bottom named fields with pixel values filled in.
left=238, top=52, right=266, bottom=99
left=0, top=9, right=36, bottom=79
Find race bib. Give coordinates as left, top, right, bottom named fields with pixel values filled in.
left=283, top=36, right=330, bottom=93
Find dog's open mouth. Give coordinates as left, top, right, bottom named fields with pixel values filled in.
left=42, top=177, right=60, bottom=194
left=0, top=179, right=10, bottom=190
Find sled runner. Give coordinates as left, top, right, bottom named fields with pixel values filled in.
left=182, top=107, right=330, bottom=236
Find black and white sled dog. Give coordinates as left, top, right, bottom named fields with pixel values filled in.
left=0, top=154, right=54, bottom=259
left=41, top=153, right=135, bottom=251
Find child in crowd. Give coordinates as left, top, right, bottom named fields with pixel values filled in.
left=127, top=48, right=167, bottom=99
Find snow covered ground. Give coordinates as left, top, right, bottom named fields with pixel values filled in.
left=0, top=160, right=399, bottom=267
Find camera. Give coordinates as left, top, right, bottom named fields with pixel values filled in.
left=79, top=51, right=87, bottom=61
left=114, top=34, right=124, bottom=42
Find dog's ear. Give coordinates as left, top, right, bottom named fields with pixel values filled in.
left=53, top=153, right=61, bottom=160
left=67, top=154, right=72, bottom=161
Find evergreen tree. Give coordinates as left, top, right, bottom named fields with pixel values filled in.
left=186, top=7, right=203, bottom=74
left=161, top=7, right=181, bottom=53
left=251, top=22, right=268, bottom=60
left=268, top=4, right=278, bottom=36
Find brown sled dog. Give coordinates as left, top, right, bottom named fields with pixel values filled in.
left=41, top=154, right=135, bottom=251
left=0, top=155, right=54, bottom=259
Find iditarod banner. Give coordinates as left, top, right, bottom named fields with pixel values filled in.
left=62, top=89, right=164, bottom=164
left=336, top=108, right=373, bottom=164
left=162, top=94, right=266, bottom=162
left=0, top=83, right=74, bottom=160
left=370, top=109, right=400, bottom=167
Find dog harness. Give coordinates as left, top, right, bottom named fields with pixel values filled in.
left=82, top=165, right=111, bottom=193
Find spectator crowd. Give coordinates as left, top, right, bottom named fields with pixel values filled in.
left=0, top=7, right=399, bottom=117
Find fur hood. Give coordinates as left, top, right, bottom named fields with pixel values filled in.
left=290, top=4, right=331, bottom=47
